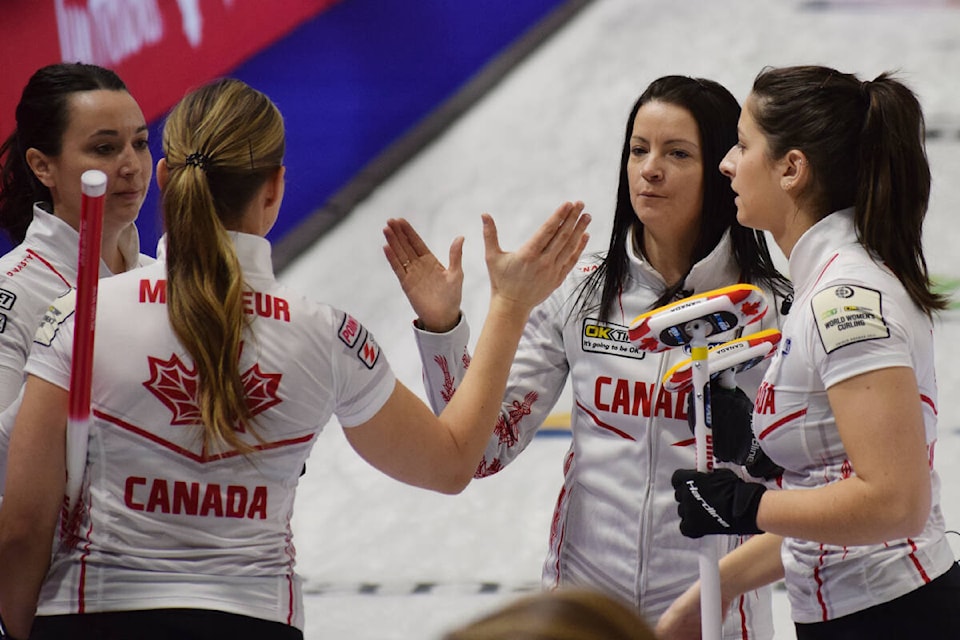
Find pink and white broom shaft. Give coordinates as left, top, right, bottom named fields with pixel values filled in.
left=65, top=169, right=106, bottom=512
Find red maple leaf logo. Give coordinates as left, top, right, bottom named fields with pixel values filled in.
left=143, top=351, right=283, bottom=427
left=241, top=363, right=282, bottom=417
left=741, top=300, right=761, bottom=317
left=639, top=336, right=661, bottom=352
left=143, top=354, right=201, bottom=425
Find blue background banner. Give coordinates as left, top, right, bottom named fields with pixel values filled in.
left=0, top=0, right=574, bottom=262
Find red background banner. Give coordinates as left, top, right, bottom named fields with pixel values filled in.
left=0, top=0, right=340, bottom=142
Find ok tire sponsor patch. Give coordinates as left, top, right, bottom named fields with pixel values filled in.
left=812, top=284, right=888, bottom=353
left=582, top=318, right=646, bottom=360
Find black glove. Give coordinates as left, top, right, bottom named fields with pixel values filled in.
left=687, top=381, right=783, bottom=480
left=671, top=468, right=766, bottom=538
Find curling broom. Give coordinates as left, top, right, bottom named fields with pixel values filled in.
left=65, top=169, right=106, bottom=517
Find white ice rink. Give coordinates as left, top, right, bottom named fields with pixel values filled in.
left=279, top=0, right=960, bottom=637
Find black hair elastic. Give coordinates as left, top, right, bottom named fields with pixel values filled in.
left=184, top=152, right=211, bottom=171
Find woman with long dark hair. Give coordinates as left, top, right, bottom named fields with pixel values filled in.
left=385, top=75, right=790, bottom=636
left=0, top=63, right=153, bottom=412
left=665, top=65, right=960, bottom=640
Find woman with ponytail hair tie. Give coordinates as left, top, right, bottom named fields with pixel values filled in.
left=0, top=77, right=590, bottom=640
left=660, top=65, right=960, bottom=639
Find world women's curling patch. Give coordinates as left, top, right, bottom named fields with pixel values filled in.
left=34, top=289, right=76, bottom=347
left=811, top=284, right=888, bottom=353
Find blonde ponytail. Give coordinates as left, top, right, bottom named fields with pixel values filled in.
left=160, top=78, right=285, bottom=453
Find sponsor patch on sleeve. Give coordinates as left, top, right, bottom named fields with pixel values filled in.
left=0, top=287, right=16, bottom=311
left=337, top=313, right=381, bottom=369
left=357, top=332, right=381, bottom=369
left=811, top=285, right=888, bottom=353
left=34, top=289, right=77, bottom=347
left=338, top=313, right=362, bottom=348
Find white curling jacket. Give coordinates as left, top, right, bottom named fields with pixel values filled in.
left=21, top=232, right=395, bottom=630
left=414, top=228, right=781, bottom=638
left=0, top=204, right=151, bottom=411
left=753, top=209, right=955, bottom=623
left=0, top=205, right=152, bottom=494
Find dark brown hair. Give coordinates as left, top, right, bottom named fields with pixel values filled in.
left=576, top=76, right=790, bottom=322
left=0, top=63, right=127, bottom=244
left=750, top=65, right=944, bottom=314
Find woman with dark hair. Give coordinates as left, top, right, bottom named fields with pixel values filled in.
left=0, top=62, right=154, bottom=412
left=0, top=77, right=588, bottom=640
left=384, top=75, right=790, bottom=637
left=664, top=65, right=960, bottom=639
left=579, top=76, right=789, bottom=318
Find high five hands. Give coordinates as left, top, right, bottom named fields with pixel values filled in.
left=382, top=216, right=466, bottom=333
left=384, top=201, right=590, bottom=330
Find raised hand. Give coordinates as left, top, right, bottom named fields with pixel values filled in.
left=383, top=218, right=464, bottom=332
left=481, top=201, right=590, bottom=314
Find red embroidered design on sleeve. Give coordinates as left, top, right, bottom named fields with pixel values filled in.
left=474, top=456, right=503, bottom=478
left=840, top=459, right=853, bottom=479
left=433, top=354, right=456, bottom=403
left=493, top=391, right=539, bottom=446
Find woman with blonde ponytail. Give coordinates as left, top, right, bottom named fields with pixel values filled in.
left=0, top=77, right=590, bottom=639
left=659, top=65, right=960, bottom=639
left=159, top=78, right=287, bottom=454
